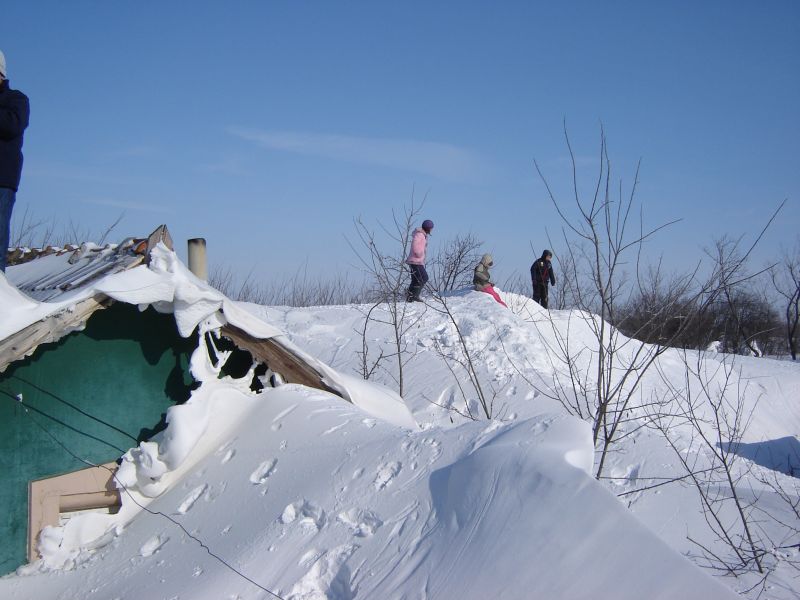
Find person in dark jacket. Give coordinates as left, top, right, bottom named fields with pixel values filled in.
left=0, top=50, right=30, bottom=272
left=530, top=249, right=556, bottom=309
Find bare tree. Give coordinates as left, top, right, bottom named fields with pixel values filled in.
left=347, top=193, right=428, bottom=396
left=426, top=288, right=497, bottom=419
left=527, top=125, right=784, bottom=478
left=651, top=351, right=767, bottom=576
left=208, top=263, right=369, bottom=307
left=771, top=238, right=800, bottom=360
left=10, top=205, right=54, bottom=248
left=616, top=265, right=783, bottom=357
left=428, top=233, right=484, bottom=292
left=704, top=237, right=784, bottom=358
left=529, top=125, right=688, bottom=477
left=10, top=209, right=125, bottom=249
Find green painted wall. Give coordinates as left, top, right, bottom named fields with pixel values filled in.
left=0, top=304, right=196, bottom=574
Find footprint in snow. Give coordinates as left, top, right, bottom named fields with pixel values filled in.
left=287, top=544, right=357, bottom=600
left=140, top=534, right=168, bottom=557
left=207, top=480, right=227, bottom=502
left=299, top=548, right=324, bottom=568
left=220, top=448, right=236, bottom=464
left=373, top=462, right=402, bottom=490
left=250, top=459, right=277, bottom=485
left=322, top=421, right=349, bottom=435
left=176, top=484, right=208, bottom=514
left=609, top=463, right=641, bottom=486
left=280, top=500, right=326, bottom=530
left=337, top=508, right=383, bottom=537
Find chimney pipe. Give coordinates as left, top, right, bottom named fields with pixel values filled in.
left=188, top=238, right=208, bottom=281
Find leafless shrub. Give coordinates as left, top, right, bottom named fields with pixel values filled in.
left=704, top=237, right=784, bottom=357
left=426, top=289, right=498, bottom=419
left=499, top=272, right=530, bottom=297
left=527, top=125, right=687, bottom=477
left=10, top=208, right=124, bottom=248
left=750, top=470, right=800, bottom=575
left=771, top=237, right=800, bottom=360
left=615, top=266, right=782, bottom=356
left=208, top=263, right=369, bottom=307
left=525, top=125, right=784, bottom=479
left=347, top=192, right=428, bottom=396
left=650, top=351, right=770, bottom=576
left=428, top=233, right=484, bottom=292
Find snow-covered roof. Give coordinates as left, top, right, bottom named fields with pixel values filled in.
left=0, top=225, right=173, bottom=373
left=6, top=224, right=172, bottom=303
left=0, top=232, right=415, bottom=428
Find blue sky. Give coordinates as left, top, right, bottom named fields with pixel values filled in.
left=4, top=1, right=799, bottom=287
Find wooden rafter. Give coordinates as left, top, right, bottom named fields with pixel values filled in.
left=220, top=324, right=343, bottom=399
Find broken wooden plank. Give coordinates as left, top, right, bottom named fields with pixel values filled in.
left=0, top=295, right=113, bottom=373
left=144, top=224, right=174, bottom=264
left=220, top=324, right=343, bottom=399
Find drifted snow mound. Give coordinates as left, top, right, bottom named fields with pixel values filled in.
left=374, top=419, right=733, bottom=599
left=0, top=391, right=734, bottom=600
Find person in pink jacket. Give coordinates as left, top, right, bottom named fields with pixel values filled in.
left=405, top=219, right=434, bottom=302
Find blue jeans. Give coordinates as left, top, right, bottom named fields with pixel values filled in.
left=0, top=188, right=15, bottom=272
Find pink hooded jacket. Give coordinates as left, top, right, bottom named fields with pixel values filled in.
left=405, top=228, right=428, bottom=265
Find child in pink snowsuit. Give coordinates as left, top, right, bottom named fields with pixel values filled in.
left=405, top=219, right=433, bottom=302
left=473, top=254, right=507, bottom=308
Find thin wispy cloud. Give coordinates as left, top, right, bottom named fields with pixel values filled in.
left=25, top=165, right=136, bottom=186
left=200, top=155, right=252, bottom=176
left=106, top=145, right=161, bottom=159
left=80, top=198, right=176, bottom=215
left=539, top=155, right=601, bottom=170
left=229, top=128, right=490, bottom=183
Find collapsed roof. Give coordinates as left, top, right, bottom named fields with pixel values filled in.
left=1, top=224, right=415, bottom=429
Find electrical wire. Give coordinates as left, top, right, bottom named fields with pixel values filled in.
left=8, top=394, right=288, bottom=600
left=9, top=374, right=139, bottom=442
left=0, top=389, right=127, bottom=453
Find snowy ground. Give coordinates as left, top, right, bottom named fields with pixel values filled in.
left=1, top=265, right=798, bottom=599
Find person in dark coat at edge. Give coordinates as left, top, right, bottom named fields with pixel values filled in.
left=0, top=50, right=30, bottom=272
left=530, top=249, right=556, bottom=308
left=405, top=219, right=434, bottom=302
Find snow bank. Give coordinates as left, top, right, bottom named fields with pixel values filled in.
left=0, top=392, right=735, bottom=600
left=3, top=265, right=796, bottom=598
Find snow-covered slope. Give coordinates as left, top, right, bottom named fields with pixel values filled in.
left=244, top=291, right=800, bottom=599
left=1, top=265, right=797, bottom=599
left=0, top=386, right=735, bottom=599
